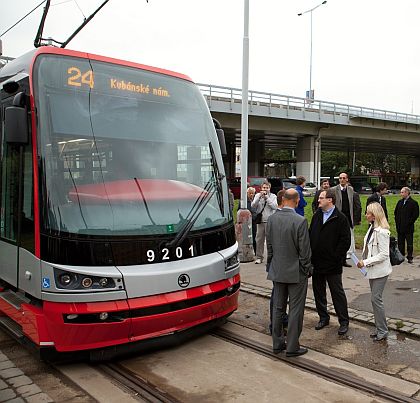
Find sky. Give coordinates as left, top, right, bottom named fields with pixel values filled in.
left=1, top=0, right=420, bottom=115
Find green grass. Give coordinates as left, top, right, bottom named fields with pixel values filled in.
left=234, top=195, right=420, bottom=255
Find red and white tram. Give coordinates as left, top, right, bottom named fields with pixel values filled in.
left=0, top=47, right=239, bottom=360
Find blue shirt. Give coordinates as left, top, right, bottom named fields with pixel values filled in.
left=322, top=206, right=335, bottom=224
left=295, top=185, right=307, bottom=216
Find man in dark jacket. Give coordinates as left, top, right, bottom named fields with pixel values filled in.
left=332, top=172, right=361, bottom=267
left=366, top=182, right=388, bottom=220
left=312, top=179, right=330, bottom=213
left=394, top=187, right=419, bottom=263
left=309, top=189, right=351, bottom=335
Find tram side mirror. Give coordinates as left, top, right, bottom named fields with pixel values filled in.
left=213, top=118, right=227, bottom=156
left=5, top=106, right=28, bottom=144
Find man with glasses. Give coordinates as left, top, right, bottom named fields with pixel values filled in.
left=309, top=189, right=351, bottom=335
left=312, top=178, right=331, bottom=213
left=333, top=172, right=361, bottom=267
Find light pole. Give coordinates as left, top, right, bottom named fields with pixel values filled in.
left=298, top=0, right=327, bottom=102
left=236, top=0, right=254, bottom=263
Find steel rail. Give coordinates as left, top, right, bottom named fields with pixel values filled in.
left=99, top=362, right=181, bottom=403
left=212, top=327, right=418, bottom=403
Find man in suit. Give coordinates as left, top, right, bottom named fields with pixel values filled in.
left=312, top=179, right=331, bottom=213
left=266, top=189, right=313, bottom=357
left=333, top=172, right=361, bottom=267
left=309, top=189, right=351, bottom=335
left=394, top=187, right=419, bottom=264
left=366, top=182, right=388, bottom=220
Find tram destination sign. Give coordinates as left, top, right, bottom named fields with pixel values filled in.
left=65, top=65, right=171, bottom=98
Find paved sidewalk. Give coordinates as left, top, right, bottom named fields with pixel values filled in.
left=0, top=352, right=52, bottom=403
left=240, top=251, right=420, bottom=337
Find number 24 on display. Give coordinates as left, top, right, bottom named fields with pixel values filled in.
left=146, top=245, right=195, bottom=262
left=67, top=67, right=94, bottom=88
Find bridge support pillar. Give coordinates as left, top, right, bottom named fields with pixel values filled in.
left=248, top=140, right=264, bottom=176
left=296, top=136, right=315, bottom=182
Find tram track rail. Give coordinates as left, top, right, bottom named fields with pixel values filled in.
left=211, top=327, right=419, bottom=403
left=99, top=362, right=182, bottom=403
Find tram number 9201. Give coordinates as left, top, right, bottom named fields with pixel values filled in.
left=146, top=245, right=195, bottom=263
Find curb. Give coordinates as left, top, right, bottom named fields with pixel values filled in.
left=241, top=282, right=420, bottom=338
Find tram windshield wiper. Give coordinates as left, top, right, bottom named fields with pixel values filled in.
left=209, top=142, right=226, bottom=216
left=166, top=177, right=216, bottom=249
left=167, top=142, right=225, bottom=249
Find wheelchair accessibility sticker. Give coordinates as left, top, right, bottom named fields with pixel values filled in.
left=42, top=278, right=51, bottom=288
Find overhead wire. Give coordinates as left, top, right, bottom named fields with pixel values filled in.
left=0, top=0, right=47, bottom=38
left=0, top=0, right=87, bottom=39
left=73, top=0, right=86, bottom=20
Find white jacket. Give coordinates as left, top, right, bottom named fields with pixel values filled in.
left=361, top=226, right=392, bottom=279
left=251, top=192, right=277, bottom=223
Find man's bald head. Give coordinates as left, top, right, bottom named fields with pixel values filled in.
left=283, top=188, right=299, bottom=208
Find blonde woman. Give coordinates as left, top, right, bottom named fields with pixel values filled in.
left=357, top=202, right=392, bottom=341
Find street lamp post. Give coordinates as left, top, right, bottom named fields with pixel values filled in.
left=236, top=0, right=254, bottom=262
left=298, top=0, right=327, bottom=102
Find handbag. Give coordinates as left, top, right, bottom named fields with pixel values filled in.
left=389, top=236, right=404, bottom=266
left=255, top=201, right=267, bottom=224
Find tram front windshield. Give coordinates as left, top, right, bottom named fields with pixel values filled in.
left=33, top=54, right=230, bottom=237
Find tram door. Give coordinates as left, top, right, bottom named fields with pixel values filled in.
left=0, top=99, right=19, bottom=286
left=0, top=97, right=34, bottom=289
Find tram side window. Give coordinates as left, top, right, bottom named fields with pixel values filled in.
left=20, top=147, right=34, bottom=252
left=0, top=143, right=19, bottom=241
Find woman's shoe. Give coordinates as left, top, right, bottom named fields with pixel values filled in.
left=373, top=335, right=387, bottom=342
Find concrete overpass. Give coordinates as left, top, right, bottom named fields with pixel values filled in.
left=198, top=84, right=420, bottom=183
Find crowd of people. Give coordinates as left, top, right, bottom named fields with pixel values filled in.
left=243, top=174, right=419, bottom=357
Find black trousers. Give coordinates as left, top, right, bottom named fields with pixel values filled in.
left=312, top=272, right=349, bottom=325
left=397, top=232, right=414, bottom=260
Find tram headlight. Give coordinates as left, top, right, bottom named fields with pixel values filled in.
left=54, top=268, right=120, bottom=291
left=81, top=277, right=93, bottom=288
left=58, top=272, right=77, bottom=288
left=59, top=274, right=72, bottom=286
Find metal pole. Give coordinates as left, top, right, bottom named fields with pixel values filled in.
left=240, top=0, right=249, bottom=209
left=309, top=10, right=313, bottom=97
left=298, top=1, right=326, bottom=101
left=236, top=0, right=254, bottom=262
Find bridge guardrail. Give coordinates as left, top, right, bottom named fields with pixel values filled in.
left=198, top=83, right=420, bottom=125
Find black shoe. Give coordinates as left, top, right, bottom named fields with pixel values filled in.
left=369, top=333, right=377, bottom=338
left=273, top=343, right=286, bottom=354
left=286, top=347, right=308, bottom=357
left=338, top=324, right=349, bottom=335
left=408, top=258, right=413, bottom=264
left=343, top=262, right=352, bottom=268
left=315, top=320, right=329, bottom=330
